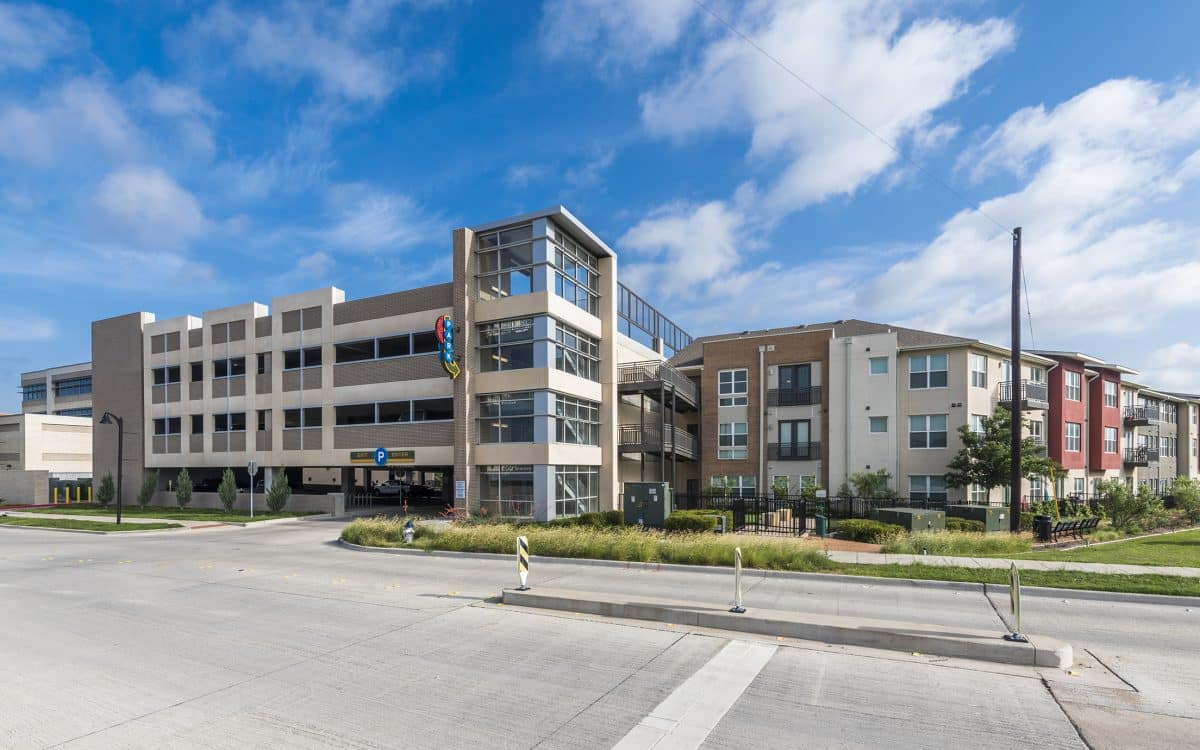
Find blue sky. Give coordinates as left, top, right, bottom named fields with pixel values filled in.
left=3, top=0, right=1200, bottom=412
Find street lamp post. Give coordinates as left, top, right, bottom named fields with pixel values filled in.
left=100, top=411, right=124, bottom=525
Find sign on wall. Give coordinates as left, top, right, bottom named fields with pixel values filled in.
left=350, top=450, right=416, bottom=465
left=434, top=314, right=461, bottom=379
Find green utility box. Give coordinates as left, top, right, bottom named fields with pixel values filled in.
left=623, top=482, right=672, bottom=527
left=946, top=504, right=1009, bottom=533
left=871, top=507, right=945, bottom=531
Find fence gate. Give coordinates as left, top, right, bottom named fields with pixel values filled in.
left=348, top=488, right=373, bottom=510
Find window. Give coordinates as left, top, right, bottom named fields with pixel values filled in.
left=283, top=347, right=321, bottom=370
left=710, top=475, right=756, bottom=498
left=550, top=223, right=600, bottom=315
left=971, top=414, right=987, bottom=436
left=333, top=399, right=449, bottom=425
left=909, top=414, right=948, bottom=449
left=869, top=416, right=888, bottom=433
left=54, top=408, right=92, bottom=417
left=1029, top=367, right=1044, bottom=383
left=153, top=417, right=181, bottom=436
left=153, top=365, right=181, bottom=385
left=21, top=383, right=46, bottom=401
left=909, top=475, right=947, bottom=504
left=778, top=364, right=812, bottom=393
left=1104, top=380, right=1118, bottom=408
left=555, top=395, right=599, bottom=445
left=54, top=377, right=91, bottom=397
left=377, top=335, right=411, bottom=359
left=970, top=485, right=988, bottom=504
left=718, top=422, right=749, bottom=459
left=970, top=353, right=987, bottom=388
left=412, top=331, right=439, bottom=354
left=718, top=369, right=748, bottom=406
left=378, top=401, right=411, bottom=423
left=869, top=356, right=888, bottom=375
left=256, top=353, right=269, bottom=375
left=1163, top=402, right=1178, bottom=422
left=191, top=414, right=203, bottom=434
left=1065, top=371, right=1082, bottom=401
left=213, top=357, right=246, bottom=378
left=1161, top=436, right=1176, bottom=458
left=478, top=318, right=535, bottom=372
left=283, top=408, right=320, bottom=429
left=1029, top=420, right=1043, bottom=443
left=1193, top=405, right=1198, bottom=426
left=191, top=361, right=203, bottom=381
left=477, top=224, right=534, bottom=301
left=1104, top=427, right=1118, bottom=454
left=479, top=392, right=535, bottom=443
left=257, top=410, right=270, bottom=431
left=335, top=340, right=375, bottom=364
left=1193, top=437, right=1198, bottom=457
left=555, top=321, right=600, bottom=381
left=778, top=420, right=812, bottom=458
left=1074, top=477, right=1086, bottom=495
left=335, top=403, right=376, bottom=426
left=555, top=466, right=599, bottom=517
left=413, top=398, right=453, bottom=421
left=909, top=354, right=948, bottom=389
left=214, top=412, right=248, bottom=432
left=479, top=465, right=535, bottom=518
left=1065, top=422, right=1081, bottom=452
left=332, top=332, right=439, bottom=363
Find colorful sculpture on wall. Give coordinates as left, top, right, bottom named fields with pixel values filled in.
left=434, top=314, right=461, bottom=379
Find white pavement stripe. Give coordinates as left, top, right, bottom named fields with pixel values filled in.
left=613, top=640, right=777, bottom=750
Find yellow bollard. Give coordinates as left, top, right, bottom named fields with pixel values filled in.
left=53, top=487, right=59, bottom=504
left=88, top=486, right=93, bottom=503
left=75, top=486, right=80, bottom=503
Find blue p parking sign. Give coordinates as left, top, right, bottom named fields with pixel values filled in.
left=374, top=447, right=388, bottom=467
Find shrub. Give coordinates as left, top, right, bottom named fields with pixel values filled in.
left=946, top=517, right=985, bottom=533
left=175, top=468, right=193, bottom=509
left=96, top=473, right=115, bottom=508
left=836, top=519, right=905, bottom=544
left=137, top=470, right=159, bottom=510
left=881, top=531, right=1031, bottom=556
left=603, top=509, right=623, bottom=526
left=341, top=516, right=426, bottom=547
left=266, top=468, right=291, bottom=512
left=217, top=468, right=237, bottom=513
left=1171, top=477, right=1200, bottom=523
left=1095, top=479, right=1157, bottom=531
left=1019, top=512, right=1035, bottom=531
left=664, top=509, right=734, bottom=533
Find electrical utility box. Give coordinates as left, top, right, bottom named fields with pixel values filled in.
left=623, top=482, right=672, bottom=527
left=946, top=504, right=1008, bottom=533
left=871, top=507, right=946, bottom=531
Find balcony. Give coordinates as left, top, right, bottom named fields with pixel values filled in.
left=1123, top=447, right=1159, bottom=467
left=998, top=380, right=1049, bottom=411
left=1123, top=406, right=1159, bottom=426
left=769, top=442, right=822, bottom=461
left=767, top=386, right=823, bottom=408
left=617, top=360, right=698, bottom=409
left=618, top=423, right=698, bottom=459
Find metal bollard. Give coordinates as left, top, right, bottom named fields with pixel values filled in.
left=729, top=546, right=746, bottom=613
left=1003, top=562, right=1028, bottom=642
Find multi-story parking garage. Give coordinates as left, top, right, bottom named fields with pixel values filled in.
left=90, top=206, right=697, bottom=520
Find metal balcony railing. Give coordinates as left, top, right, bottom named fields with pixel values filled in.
left=1123, top=447, right=1159, bottom=466
left=767, top=386, right=822, bottom=407
left=617, top=360, right=698, bottom=405
left=618, top=423, right=698, bottom=458
left=769, top=442, right=822, bottom=461
left=1123, top=406, right=1160, bottom=425
left=998, top=379, right=1049, bottom=407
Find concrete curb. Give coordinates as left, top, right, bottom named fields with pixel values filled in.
left=221, top=514, right=332, bottom=528
left=503, top=587, right=1073, bottom=669
left=0, top=522, right=188, bottom=536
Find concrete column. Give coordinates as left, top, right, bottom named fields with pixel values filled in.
left=534, top=464, right=553, bottom=521
left=598, top=254, right=619, bottom=511
left=452, top=227, right=475, bottom=514
left=340, top=467, right=352, bottom=499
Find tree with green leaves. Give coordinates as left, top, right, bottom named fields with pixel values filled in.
left=1170, top=477, right=1200, bottom=524
left=847, top=469, right=898, bottom=499
left=944, top=407, right=1063, bottom=499
left=96, top=473, right=115, bottom=508
left=175, top=467, right=193, bottom=509
left=218, top=467, right=237, bottom=513
left=266, top=468, right=291, bottom=512
left=137, top=470, right=159, bottom=510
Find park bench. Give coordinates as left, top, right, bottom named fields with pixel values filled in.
left=1050, top=517, right=1099, bottom=542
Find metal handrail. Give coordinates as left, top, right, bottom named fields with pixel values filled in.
left=618, top=423, right=697, bottom=457
left=768, top=442, right=822, bottom=460
left=617, top=360, right=699, bottom=403
left=1123, top=406, right=1162, bottom=422
left=767, top=386, right=822, bottom=407
left=999, top=379, right=1048, bottom=404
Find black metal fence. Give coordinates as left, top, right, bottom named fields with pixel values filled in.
left=675, top=494, right=808, bottom=535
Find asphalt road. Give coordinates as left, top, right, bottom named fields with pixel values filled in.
left=1, top=520, right=1196, bottom=749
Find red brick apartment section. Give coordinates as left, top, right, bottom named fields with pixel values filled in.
left=698, top=329, right=832, bottom=489
left=1089, top=369, right=1123, bottom=471
left=1047, top=358, right=1087, bottom=469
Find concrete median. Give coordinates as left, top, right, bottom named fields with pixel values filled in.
left=502, top=586, right=1073, bottom=669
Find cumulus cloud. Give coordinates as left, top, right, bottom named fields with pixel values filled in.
left=321, top=184, right=443, bottom=252
left=540, top=0, right=697, bottom=70
left=1139, top=343, right=1200, bottom=394
left=0, top=2, right=86, bottom=72
left=0, top=77, right=139, bottom=166
left=130, top=73, right=218, bottom=157
left=92, top=166, right=209, bottom=248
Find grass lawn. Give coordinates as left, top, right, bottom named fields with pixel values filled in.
left=0, top=516, right=182, bottom=532
left=341, top=518, right=1200, bottom=597
left=1006, top=528, right=1200, bottom=568
left=26, top=505, right=319, bottom=523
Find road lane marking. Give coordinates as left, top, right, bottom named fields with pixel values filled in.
left=612, top=640, right=776, bottom=750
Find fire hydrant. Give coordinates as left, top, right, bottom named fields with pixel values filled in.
left=403, top=519, right=415, bottom=545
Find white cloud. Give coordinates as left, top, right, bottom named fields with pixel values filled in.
left=540, top=0, right=697, bottom=70
left=620, top=200, right=747, bottom=297
left=130, top=73, right=218, bottom=157
left=1139, top=343, right=1200, bottom=394
left=92, top=166, right=209, bottom=248
left=322, top=185, right=442, bottom=252
left=0, top=77, right=139, bottom=166
left=505, top=163, right=549, bottom=188
left=174, top=1, right=444, bottom=102
left=0, top=2, right=85, bottom=71
left=0, top=311, right=54, bottom=341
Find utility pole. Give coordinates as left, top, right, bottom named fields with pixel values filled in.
left=1010, top=228, right=1023, bottom=532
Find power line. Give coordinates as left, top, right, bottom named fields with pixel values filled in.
left=1022, top=267, right=1037, bottom=350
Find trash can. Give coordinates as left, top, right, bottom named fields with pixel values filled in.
left=1033, top=515, right=1053, bottom=543
left=815, top=514, right=827, bottom=538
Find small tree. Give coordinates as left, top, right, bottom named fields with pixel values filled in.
left=137, top=470, right=159, bottom=510
left=266, top=468, right=291, bottom=512
left=96, top=473, right=115, bottom=508
left=771, top=477, right=790, bottom=499
left=848, top=469, right=898, bottom=499
left=217, top=468, right=237, bottom=513
left=1095, top=479, right=1155, bottom=531
left=944, top=407, right=1063, bottom=501
left=175, top=467, right=193, bottom=509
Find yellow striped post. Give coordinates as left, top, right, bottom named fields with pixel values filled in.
left=88, top=486, right=93, bottom=503
left=516, top=535, right=530, bottom=590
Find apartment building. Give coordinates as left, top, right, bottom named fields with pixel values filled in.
left=0, top=413, right=92, bottom=504
left=91, top=206, right=693, bottom=520
left=1173, top=396, right=1200, bottom=481
left=669, top=320, right=1053, bottom=505
left=18, top=362, right=93, bottom=417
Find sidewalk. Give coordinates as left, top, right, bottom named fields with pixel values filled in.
left=0, top=511, right=222, bottom=529
left=826, top=550, right=1200, bottom=578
